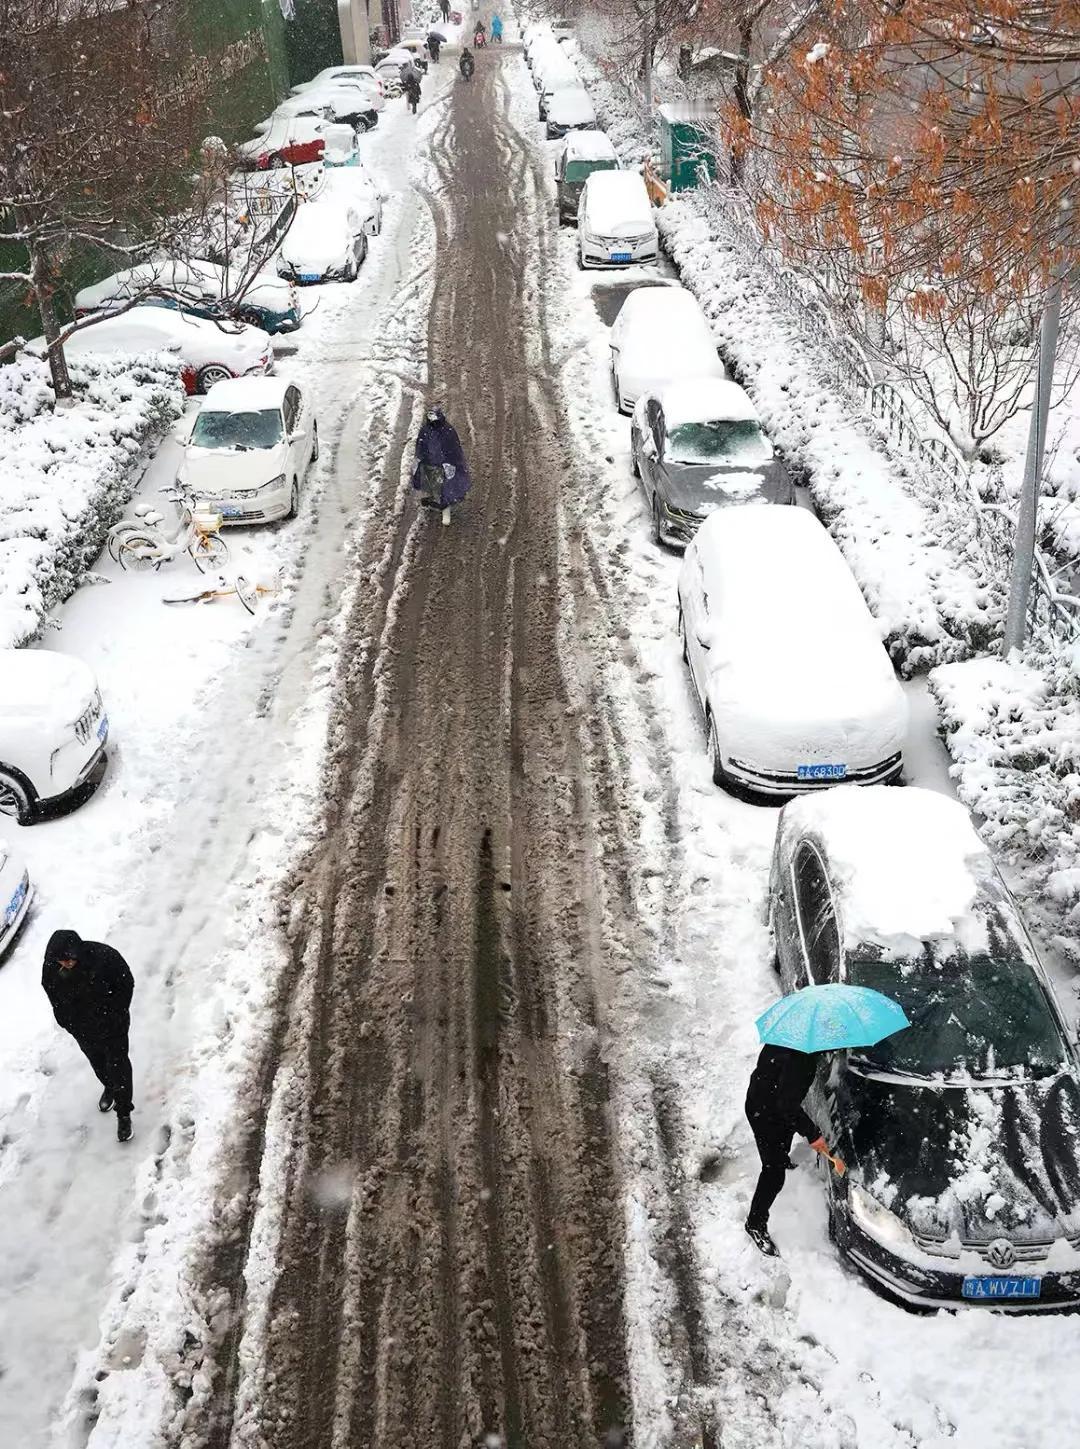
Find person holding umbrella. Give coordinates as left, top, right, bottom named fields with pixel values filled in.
left=744, top=983, right=909, bottom=1256
left=426, top=30, right=442, bottom=64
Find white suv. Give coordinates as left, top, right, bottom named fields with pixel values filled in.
left=0, top=651, right=110, bottom=822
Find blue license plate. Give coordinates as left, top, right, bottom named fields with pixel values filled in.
left=962, top=1275, right=1041, bottom=1301
left=609, top=251, right=631, bottom=263
left=4, top=877, right=27, bottom=926
left=97, top=713, right=109, bottom=742
left=220, top=506, right=243, bottom=518
left=797, top=763, right=846, bottom=781
left=300, top=272, right=321, bottom=282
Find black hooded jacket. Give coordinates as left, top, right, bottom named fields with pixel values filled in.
left=745, top=1044, right=821, bottom=1142
left=42, top=930, right=133, bottom=1040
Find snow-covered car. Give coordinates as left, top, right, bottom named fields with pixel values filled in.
left=74, top=258, right=301, bottom=334
left=677, top=505, right=907, bottom=794
left=291, top=65, right=385, bottom=105
left=321, top=160, right=384, bottom=235
left=555, top=129, right=618, bottom=222
left=0, top=837, right=32, bottom=957
left=258, top=85, right=379, bottom=134
left=236, top=116, right=325, bottom=170
left=32, top=306, right=272, bottom=395
left=374, top=56, right=407, bottom=96
left=177, top=377, right=318, bottom=525
left=608, top=284, right=723, bottom=413
left=392, top=38, right=430, bottom=72
left=578, top=170, right=658, bottom=273
left=545, top=85, right=596, bottom=140
left=770, top=784, right=1080, bottom=1310
left=0, top=651, right=109, bottom=823
left=631, top=378, right=793, bottom=545
left=276, top=198, right=369, bottom=283
left=537, top=60, right=580, bottom=119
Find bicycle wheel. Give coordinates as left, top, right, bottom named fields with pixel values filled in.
left=233, top=575, right=258, bottom=615
left=108, top=522, right=143, bottom=561
left=192, top=533, right=229, bottom=573
left=117, top=534, right=162, bottom=572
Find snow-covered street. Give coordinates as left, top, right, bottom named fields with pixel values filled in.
left=4, top=14, right=1080, bottom=1449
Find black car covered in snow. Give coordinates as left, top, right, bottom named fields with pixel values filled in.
left=769, top=785, right=1080, bottom=1309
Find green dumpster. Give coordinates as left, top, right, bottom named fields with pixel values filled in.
left=659, top=102, right=717, bottom=192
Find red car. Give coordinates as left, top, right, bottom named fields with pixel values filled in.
left=237, top=118, right=325, bottom=171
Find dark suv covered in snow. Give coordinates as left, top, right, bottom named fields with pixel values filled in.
left=769, top=785, right=1080, bottom=1310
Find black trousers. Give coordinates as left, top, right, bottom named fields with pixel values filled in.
left=75, top=1028, right=134, bottom=1115
left=747, top=1117, right=792, bottom=1229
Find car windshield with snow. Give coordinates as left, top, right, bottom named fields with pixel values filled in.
left=632, top=378, right=792, bottom=544
left=190, top=408, right=283, bottom=450
left=678, top=505, right=907, bottom=794
left=770, top=785, right=1080, bottom=1310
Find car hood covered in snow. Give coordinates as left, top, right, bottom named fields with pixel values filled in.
left=1, top=649, right=97, bottom=726
left=278, top=208, right=352, bottom=270
left=180, top=445, right=288, bottom=496
left=840, top=1066, right=1080, bottom=1248
left=582, top=172, right=654, bottom=237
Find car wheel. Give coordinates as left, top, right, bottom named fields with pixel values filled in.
left=0, top=768, right=35, bottom=825
left=630, top=433, right=640, bottom=478
left=269, top=153, right=286, bottom=169
left=236, top=307, right=263, bottom=328
left=287, top=478, right=299, bottom=519
left=652, top=493, right=663, bottom=547
left=612, top=369, right=623, bottom=411
left=358, top=232, right=369, bottom=265
left=343, top=256, right=358, bottom=283
left=310, top=422, right=320, bottom=462
left=678, top=605, right=688, bottom=663
left=707, top=712, right=725, bottom=787
left=196, top=364, right=232, bottom=393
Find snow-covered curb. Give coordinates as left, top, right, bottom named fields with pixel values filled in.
left=931, top=645, right=1080, bottom=962
left=0, top=354, right=183, bottom=649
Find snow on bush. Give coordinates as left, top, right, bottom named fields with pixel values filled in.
left=931, top=646, right=1080, bottom=960
left=0, top=353, right=183, bottom=648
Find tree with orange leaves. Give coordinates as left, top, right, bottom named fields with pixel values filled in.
left=730, top=1, right=1080, bottom=453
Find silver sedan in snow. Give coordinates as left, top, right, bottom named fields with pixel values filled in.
left=631, top=377, right=793, bottom=548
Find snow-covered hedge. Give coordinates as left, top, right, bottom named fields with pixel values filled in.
left=0, top=354, right=183, bottom=649
left=931, top=647, right=1080, bottom=960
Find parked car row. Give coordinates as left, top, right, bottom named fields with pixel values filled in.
left=523, top=20, right=598, bottom=141
left=562, top=101, right=1080, bottom=1311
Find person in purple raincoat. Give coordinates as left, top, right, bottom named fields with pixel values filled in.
left=411, top=404, right=471, bottom=511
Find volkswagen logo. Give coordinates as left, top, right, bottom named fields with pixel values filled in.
left=986, top=1238, right=1017, bottom=1270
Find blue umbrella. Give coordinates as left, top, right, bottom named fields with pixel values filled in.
left=756, top=984, right=909, bottom=1054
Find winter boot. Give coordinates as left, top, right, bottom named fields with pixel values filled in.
left=98, top=1089, right=114, bottom=1113
left=117, top=1113, right=133, bottom=1144
left=744, top=1218, right=779, bottom=1257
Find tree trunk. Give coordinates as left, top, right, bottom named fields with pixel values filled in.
left=641, top=8, right=654, bottom=115
left=678, top=44, right=692, bottom=82
left=28, top=236, right=72, bottom=400
left=731, top=20, right=754, bottom=184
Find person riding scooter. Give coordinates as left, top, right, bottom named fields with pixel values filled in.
left=459, top=46, right=475, bottom=81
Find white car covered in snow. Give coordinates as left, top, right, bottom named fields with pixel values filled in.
left=31, top=306, right=272, bottom=395
left=177, top=377, right=319, bottom=525
left=291, top=66, right=385, bottom=105
left=0, top=837, right=32, bottom=957
left=545, top=85, right=596, bottom=140
left=608, top=284, right=724, bottom=413
left=321, top=161, right=385, bottom=235
left=0, top=651, right=110, bottom=823
left=677, top=505, right=907, bottom=795
left=578, top=170, right=658, bottom=272
left=74, top=258, right=301, bottom=334
left=276, top=197, right=370, bottom=283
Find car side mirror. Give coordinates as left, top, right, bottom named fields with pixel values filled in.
left=289, top=429, right=307, bottom=442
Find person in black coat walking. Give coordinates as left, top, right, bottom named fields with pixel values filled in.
left=43, top=929, right=135, bottom=1143
left=744, top=1044, right=842, bottom=1255
left=439, top=0, right=450, bottom=19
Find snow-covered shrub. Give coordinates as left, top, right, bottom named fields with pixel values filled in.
left=931, top=645, right=1080, bottom=960
left=0, top=353, right=183, bottom=648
